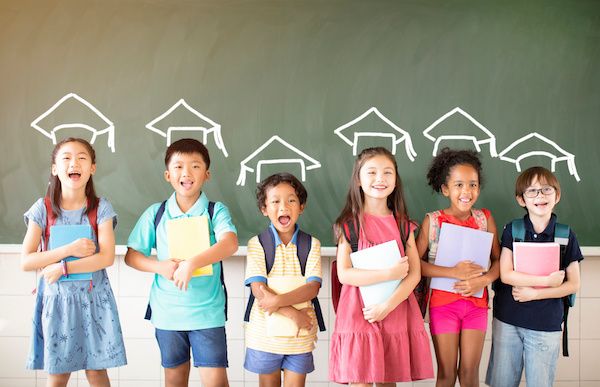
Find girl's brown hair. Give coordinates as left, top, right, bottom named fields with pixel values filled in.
left=47, top=137, right=99, bottom=217
left=334, top=147, right=411, bottom=245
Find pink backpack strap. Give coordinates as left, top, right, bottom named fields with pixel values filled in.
left=471, top=208, right=488, bottom=231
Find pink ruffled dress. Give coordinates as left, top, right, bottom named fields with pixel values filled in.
left=329, top=213, right=434, bottom=383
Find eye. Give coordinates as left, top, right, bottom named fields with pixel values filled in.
left=367, top=171, right=376, bottom=175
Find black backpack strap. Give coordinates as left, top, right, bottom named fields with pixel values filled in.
left=297, top=230, right=326, bottom=332
left=555, top=222, right=571, bottom=356
left=145, top=200, right=168, bottom=320
left=344, top=219, right=359, bottom=253
left=244, top=228, right=276, bottom=322
left=152, top=201, right=168, bottom=249
left=207, top=201, right=228, bottom=321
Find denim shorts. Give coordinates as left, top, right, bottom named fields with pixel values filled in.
left=244, top=348, right=314, bottom=375
left=485, top=318, right=561, bottom=387
left=155, top=327, right=228, bottom=368
left=429, top=298, right=488, bottom=335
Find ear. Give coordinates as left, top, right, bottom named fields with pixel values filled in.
left=90, top=164, right=96, bottom=175
left=205, top=169, right=211, bottom=182
left=51, top=164, right=58, bottom=176
left=260, top=206, right=268, bottom=217
left=516, top=195, right=526, bottom=208
left=441, top=184, right=450, bottom=197
left=164, top=170, right=170, bottom=182
left=299, top=203, right=305, bottom=215
left=555, top=191, right=561, bottom=205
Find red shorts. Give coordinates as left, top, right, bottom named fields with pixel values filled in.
left=429, top=298, right=488, bottom=335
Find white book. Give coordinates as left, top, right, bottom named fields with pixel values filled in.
left=350, top=240, right=402, bottom=307
left=430, top=223, right=493, bottom=298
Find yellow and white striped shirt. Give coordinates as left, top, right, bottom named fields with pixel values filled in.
left=244, top=231, right=322, bottom=355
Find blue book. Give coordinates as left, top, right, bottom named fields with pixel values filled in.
left=49, top=224, right=94, bottom=281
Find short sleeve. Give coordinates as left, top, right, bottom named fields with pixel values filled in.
left=24, top=198, right=46, bottom=230
left=245, top=236, right=267, bottom=286
left=500, top=223, right=514, bottom=250
left=97, top=197, right=117, bottom=229
left=127, top=203, right=160, bottom=257
left=211, top=202, right=237, bottom=241
left=566, top=229, right=584, bottom=264
left=305, top=237, right=322, bottom=285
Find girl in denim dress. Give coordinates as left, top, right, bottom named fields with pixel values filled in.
left=21, top=138, right=126, bottom=386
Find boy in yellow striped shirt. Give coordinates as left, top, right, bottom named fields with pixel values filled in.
left=244, top=173, right=323, bottom=387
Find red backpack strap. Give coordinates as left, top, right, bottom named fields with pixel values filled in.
left=86, top=198, right=99, bottom=238
left=43, top=196, right=56, bottom=252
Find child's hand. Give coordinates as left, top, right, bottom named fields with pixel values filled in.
left=454, top=275, right=486, bottom=297
left=512, top=286, right=538, bottom=302
left=362, top=302, right=392, bottom=323
left=157, top=259, right=180, bottom=280
left=452, top=260, right=485, bottom=280
left=173, top=260, right=193, bottom=291
left=68, top=238, right=96, bottom=258
left=389, top=257, right=409, bottom=280
left=546, top=270, right=565, bottom=287
left=257, top=285, right=280, bottom=315
left=41, top=262, right=63, bottom=284
left=291, top=308, right=313, bottom=336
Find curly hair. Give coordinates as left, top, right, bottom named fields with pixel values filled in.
left=256, top=173, right=308, bottom=210
left=426, top=147, right=483, bottom=192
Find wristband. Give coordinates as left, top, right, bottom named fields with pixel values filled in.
left=61, top=259, right=68, bottom=278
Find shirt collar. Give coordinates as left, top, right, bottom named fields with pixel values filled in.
left=269, top=223, right=299, bottom=246
left=166, top=191, right=209, bottom=217
left=524, top=213, right=557, bottom=237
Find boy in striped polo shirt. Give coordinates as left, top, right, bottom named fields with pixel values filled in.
left=244, top=173, right=322, bottom=387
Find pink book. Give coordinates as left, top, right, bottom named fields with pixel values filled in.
left=513, top=242, right=560, bottom=287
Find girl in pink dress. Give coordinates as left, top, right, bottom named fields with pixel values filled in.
left=329, top=147, right=434, bottom=385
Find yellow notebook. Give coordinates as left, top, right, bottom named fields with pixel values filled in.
left=166, top=216, right=213, bottom=277
left=265, top=276, right=311, bottom=337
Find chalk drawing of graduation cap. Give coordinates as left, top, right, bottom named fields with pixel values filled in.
left=236, top=135, right=321, bottom=186
left=146, top=99, right=228, bottom=157
left=334, top=107, right=417, bottom=161
left=499, top=132, right=581, bottom=182
left=423, top=107, right=497, bottom=157
left=31, top=93, right=115, bottom=152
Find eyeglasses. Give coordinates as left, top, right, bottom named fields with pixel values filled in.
left=523, top=186, right=556, bottom=198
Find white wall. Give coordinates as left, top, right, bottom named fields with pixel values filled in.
left=0, top=247, right=599, bottom=387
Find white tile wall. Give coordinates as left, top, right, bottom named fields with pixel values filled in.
left=0, top=251, right=598, bottom=386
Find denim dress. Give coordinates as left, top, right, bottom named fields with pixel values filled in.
left=25, top=197, right=127, bottom=374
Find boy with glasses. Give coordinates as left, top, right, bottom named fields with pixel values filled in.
left=485, top=166, right=583, bottom=387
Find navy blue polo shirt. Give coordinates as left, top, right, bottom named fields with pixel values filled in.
left=492, top=214, right=583, bottom=331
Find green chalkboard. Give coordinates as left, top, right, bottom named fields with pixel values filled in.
left=1, top=0, right=599, bottom=245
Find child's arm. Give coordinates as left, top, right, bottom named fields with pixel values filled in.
left=363, top=231, right=420, bottom=323
left=173, top=231, right=238, bottom=291
left=417, top=215, right=485, bottom=281
left=499, top=246, right=565, bottom=287
left=124, top=248, right=180, bottom=279
left=20, top=221, right=96, bottom=272
left=512, top=260, right=580, bottom=302
left=336, top=235, right=409, bottom=287
left=453, top=214, right=502, bottom=296
left=250, top=281, right=320, bottom=333
left=255, top=282, right=320, bottom=314
left=40, top=220, right=117, bottom=283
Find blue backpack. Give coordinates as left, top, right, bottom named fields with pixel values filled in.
left=511, top=218, right=574, bottom=356
left=243, top=227, right=326, bottom=332
left=145, top=201, right=229, bottom=320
